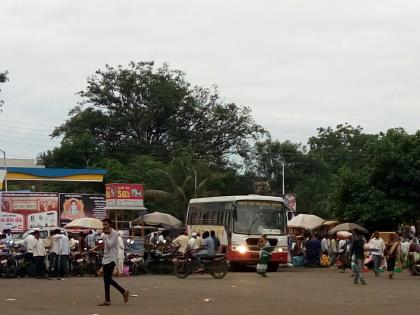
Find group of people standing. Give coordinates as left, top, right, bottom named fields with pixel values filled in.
left=293, top=229, right=415, bottom=285
left=22, top=229, right=70, bottom=279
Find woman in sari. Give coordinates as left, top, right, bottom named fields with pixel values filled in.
left=256, top=234, right=271, bottom=277
left=385, top=233, right=401, bottom=280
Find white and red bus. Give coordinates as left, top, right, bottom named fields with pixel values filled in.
left=187, top=195, right=293, bottom=271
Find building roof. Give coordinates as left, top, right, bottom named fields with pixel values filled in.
left=189, top=194, right=286, bottom=204
left=5, top=167, right=106, bottom=183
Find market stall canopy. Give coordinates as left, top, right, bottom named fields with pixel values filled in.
left=287, top=214, right=325, bottom=230
left=65, top=218, right=103, bottom=230
left=329, top=222, right=367, bottom=234
left=132, top=212, right=182, bottom=228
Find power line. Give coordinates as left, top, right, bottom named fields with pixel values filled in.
left=0, top=123, right=54, bottom=133
left=0, top=119, right=58, bottom=129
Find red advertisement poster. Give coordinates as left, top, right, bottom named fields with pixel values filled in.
left=0, top=192, right=59, bottom=232
left=105, top=183, right=144, bottom=208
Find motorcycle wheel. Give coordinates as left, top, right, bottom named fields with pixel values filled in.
left=147, top=262, right=161, bottom=275
left=267, top=262, right=279, bottom=272
left=411, top=263, right=420, bottom=276
left=211, top=259, right=228, bottom=279
left=132, top=263, right=141, bottom=276
left=6, top=261, right=17, bottom=278
left=174, top=260, right=190, bottom=279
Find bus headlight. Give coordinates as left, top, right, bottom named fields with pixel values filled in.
left=237, top=245, right=248, bottom=254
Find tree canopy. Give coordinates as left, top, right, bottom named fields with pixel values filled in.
left=41, top=62, right=263, bottom=168
left=35, top=62, right=420, bottom=230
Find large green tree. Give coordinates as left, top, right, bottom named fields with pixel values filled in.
left=40, top=62, right=263, bottom=167
left=330, top=128, right=420, bottom=230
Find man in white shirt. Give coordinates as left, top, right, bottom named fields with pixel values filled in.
left=33, top=230, right=47, bottom=279
left=321, top=236, right=330, bottom=255
left=86, top=230, right=97, bottom=249
left=49, top=229, right=62, bottom=278
left=329, top=236, right=338, bottom=264
left=189, top=232, right=199, bottom=249
left=98, top=218, right=129, bottom=306
left=59, top=232, right=70, bottom=277
left=370, top=231, right=385, bottom=276
left=172, top=232, right=189, bottom=253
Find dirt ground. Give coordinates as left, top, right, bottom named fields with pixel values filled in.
left=0, top=268, right=418, bottom=315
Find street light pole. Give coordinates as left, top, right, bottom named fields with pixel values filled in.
left=281, top=161, right=285, bottom=195
left=0, top=149, right=7, bottom=191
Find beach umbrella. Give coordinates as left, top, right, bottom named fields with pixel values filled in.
left=329, top=222, right=367, bottom=234
left=287, top=214, right=325, bottom=230
left=132, top=212, right=182, bottom=228
left=65, top=218, right=103, bottom=230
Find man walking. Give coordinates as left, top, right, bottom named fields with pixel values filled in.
left=98, top=218, right=129, bottom=306
left=351, top=230, right=367, bottom=285
left=370, top=231, right=385, bottom=276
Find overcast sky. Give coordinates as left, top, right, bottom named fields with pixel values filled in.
left=1, top=0, right=420, bottom=159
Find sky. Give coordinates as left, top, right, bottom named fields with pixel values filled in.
left=1, top=0, right=420, bottom=159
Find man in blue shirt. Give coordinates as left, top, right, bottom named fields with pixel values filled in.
left=195, top=231, right=214, bottom=270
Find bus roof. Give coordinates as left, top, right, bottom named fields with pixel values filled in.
left=189, top=195, right=286, bottom=204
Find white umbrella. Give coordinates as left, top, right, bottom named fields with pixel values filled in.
left=287, top=214, right=325, bottom=230
left=132, top=212, right=182, bottom=228
left=65, top=218, right=103, bottom=230
left=329, top=222, right=368, bottom=234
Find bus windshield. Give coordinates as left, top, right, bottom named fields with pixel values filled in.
left=234, top=200, right=286, bottom=235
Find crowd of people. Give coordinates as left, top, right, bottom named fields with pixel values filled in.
left=20, top=228, right=71, bottom=279
left=290, top=224, right=420, bottom=284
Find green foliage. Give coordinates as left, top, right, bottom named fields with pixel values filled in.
left=33, top=60, right=420, bottom=230
left=330, top=129, right=420, bottom=230
left=42, top=62, right=263, bottom=167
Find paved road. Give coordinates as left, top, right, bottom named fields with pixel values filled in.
left=0, top=268, right=418, bottom=315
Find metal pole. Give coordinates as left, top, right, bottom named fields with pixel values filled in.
left=282, top=161, right=285, bottom=195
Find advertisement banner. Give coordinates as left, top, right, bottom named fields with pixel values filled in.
left=60, top=193, right=106, bottom=225
left=105, top=183, right=144, bottom=209
left=0, top=192, right=59, bottom=232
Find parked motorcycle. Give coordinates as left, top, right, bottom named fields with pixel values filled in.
left=125, top=252, right=146, bottom=275
left=0, top=248, right=17, bottom=278
left=83, top=249, right=103, bottom=276
left=173, top=249, right=228, bottom=279
left=147, top=248, right=181, bottom=274
left=70, top=251, right=86, bottom=276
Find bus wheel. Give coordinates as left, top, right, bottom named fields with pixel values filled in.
left=229, top=263, right=245, bottom=272
left=211, top=259, right=228, bottom=279
left=267, top=263, right=279, bottom=272
left=174, top=261, right=190, bottom=279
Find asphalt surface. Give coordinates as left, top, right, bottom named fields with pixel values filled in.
left=0, top=268, right=418, bottom=315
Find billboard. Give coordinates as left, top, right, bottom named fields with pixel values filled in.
left=59, top=193, right=106, bottom=225
left=105, top=183, right=144, bottom=209
left=0, top=192, right=59, bottom=232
